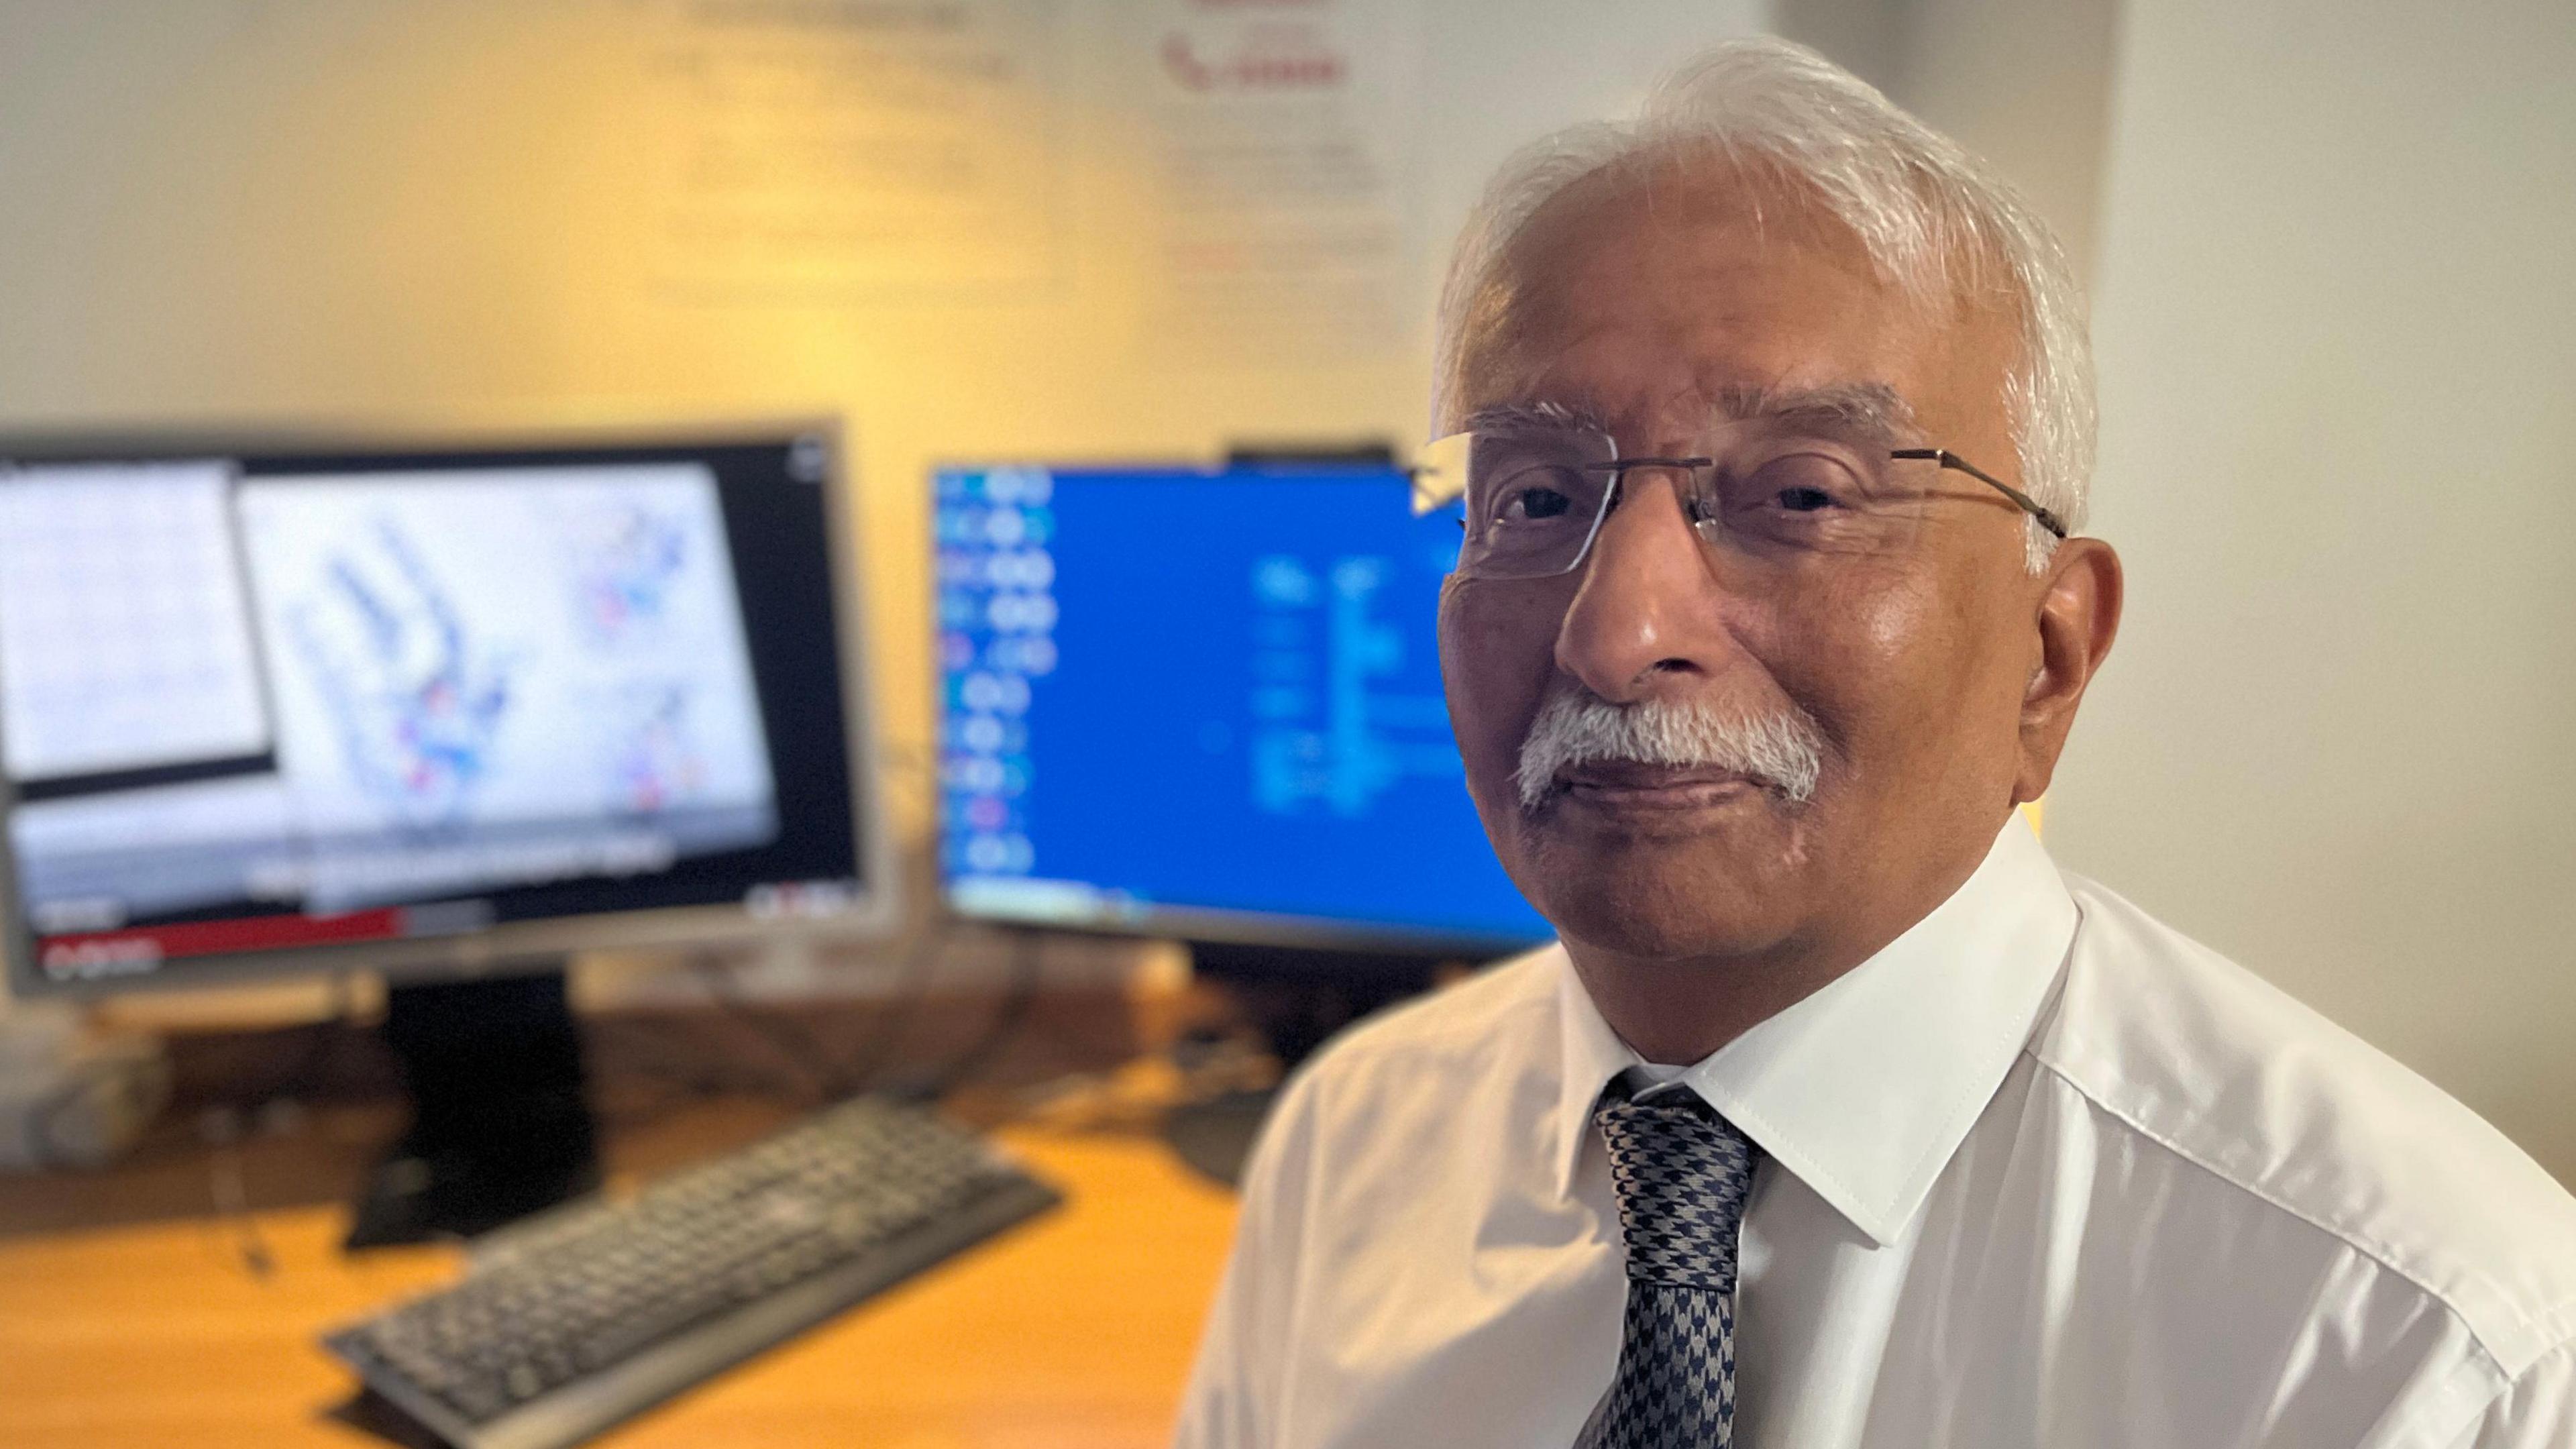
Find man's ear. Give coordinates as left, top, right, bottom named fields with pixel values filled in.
left=2014, top=537, right=2123, bottom=805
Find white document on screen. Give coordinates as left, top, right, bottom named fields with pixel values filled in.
left=0, top=460, right=273, bottom=782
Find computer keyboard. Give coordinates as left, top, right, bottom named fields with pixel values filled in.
left=323, top=1095, right=1061, bottom=1449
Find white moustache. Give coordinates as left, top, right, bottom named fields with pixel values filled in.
left=1513, top=686, right=1826, bottom=812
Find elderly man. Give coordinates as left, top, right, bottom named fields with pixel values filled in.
left=1171, top=38, right=2576, bottom=1449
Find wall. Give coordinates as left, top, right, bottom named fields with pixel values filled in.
left=1776, top=0, right=2116, bottom=292
left=0, top=0, right=1766, bottom=1014
left=0, top=0, right=1766, bottom=801
left=2047, top=0, right=2576, bottom=1181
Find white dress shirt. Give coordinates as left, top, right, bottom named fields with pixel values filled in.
left=1172, top=817, right=2576, bottom=1447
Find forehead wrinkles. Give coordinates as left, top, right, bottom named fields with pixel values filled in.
left=1463, top=296, right=1919, bottom=454
left=1464, top=232, right=2001, bottom=462
left=1462, top=158, right=1864, bottom=360
left=1452, top=153, right=2005, bottom=439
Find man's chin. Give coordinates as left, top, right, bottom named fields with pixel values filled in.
left=1546, top=890, right=1799, bottom=963
left=1513, top=816, right=1811, bottom=962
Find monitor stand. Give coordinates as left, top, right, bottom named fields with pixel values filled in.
left=1160, top=941, right=1448, bottom=1187
left=343, top=967, right=602, bottom=1251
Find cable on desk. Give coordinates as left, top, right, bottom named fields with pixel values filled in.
left=197, top=1105, right=276, bottom=1279
left=606, top=746, right=975, bottom=1108
left=836, top=917, right=958, bottom=1094
left=667, top=912, right=963, bottom=1104
left=585, top=1012, right=824, bottom=1128
left=819, top=742, right=959, bottom=1095
left=842, top=743, right=951, bottom=1087
left=907, top=928, right=1044, bottom=1103
left=686, top=953, right=855, bottom=1103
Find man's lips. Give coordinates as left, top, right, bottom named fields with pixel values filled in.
left=1554, top=761, right=1762, bottom=806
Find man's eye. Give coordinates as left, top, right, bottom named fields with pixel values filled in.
left=1508, top=486, right=1574, bottom=521
left=1745, top=453, right=1864, bottom=515
left=1479, top=462, right=1593, bottom=527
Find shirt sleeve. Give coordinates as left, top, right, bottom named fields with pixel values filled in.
left=2435, top=1338, right=2576, bottom=1449
left=1169, top=1067, right=1325, bottom=1449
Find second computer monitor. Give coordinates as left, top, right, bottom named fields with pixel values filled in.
left=934, top=460, right=1552, bottom=954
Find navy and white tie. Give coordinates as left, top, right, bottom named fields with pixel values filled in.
left=1575, top=1081, right=1759, bottom=1449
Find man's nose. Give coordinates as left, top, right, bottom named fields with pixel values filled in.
left=1553, top=469, right=1745, bottom=704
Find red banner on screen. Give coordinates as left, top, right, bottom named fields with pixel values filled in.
left=38, top=908, right=407, bottom=977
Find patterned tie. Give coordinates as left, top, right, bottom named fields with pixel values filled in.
left=1575, top=1081, right=1759, bottom=1449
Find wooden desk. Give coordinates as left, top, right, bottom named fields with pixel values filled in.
left=0, top=1095, right=1241, bottom=1449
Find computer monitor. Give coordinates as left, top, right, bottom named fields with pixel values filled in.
left=0, top=423, right=892, bottom=1239
left=930, top=458, right=1553, bottom=976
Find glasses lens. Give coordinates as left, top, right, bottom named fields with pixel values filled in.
left=1693, top=444, right=1937, bottom=559
left=1458, top=429, right=1615, bottom=578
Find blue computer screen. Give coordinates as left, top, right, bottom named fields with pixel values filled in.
left=934, top=463, right=1552, bottom=949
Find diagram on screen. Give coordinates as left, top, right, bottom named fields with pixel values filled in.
left=238, top=467, right=779, bottom=847
left=564, top=500, right=693, bottom=646
left=604, top=683, right=718, bottom=816
left=284, top=519, right=515, bottom=829
left=1248, top=553, right=1458, bottom=816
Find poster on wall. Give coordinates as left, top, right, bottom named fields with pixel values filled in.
left=634, top=0, right=1069, bottom=301
left=1126, top=0, right=1426, bottom=363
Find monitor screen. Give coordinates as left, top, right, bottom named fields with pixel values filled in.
left=0, top=428, right=888, bottom=993
left=932, top=461, right=1552, bottom=953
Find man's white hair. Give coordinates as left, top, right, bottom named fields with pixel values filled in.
left=1432, top=37, right=2093, bottom=571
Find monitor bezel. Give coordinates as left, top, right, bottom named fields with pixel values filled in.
left=926, top=457, right=1554, bottom=962
left=0, top=417, right=902, bottom=999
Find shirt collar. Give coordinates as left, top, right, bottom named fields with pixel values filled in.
left=1550, top=812, right=2079, bottom=1245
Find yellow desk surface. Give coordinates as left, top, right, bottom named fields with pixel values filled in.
left=0, top=1098, right=1240, bottom=1449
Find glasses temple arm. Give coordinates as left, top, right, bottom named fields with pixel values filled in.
left=1890, top=447, right=2070, bottom=539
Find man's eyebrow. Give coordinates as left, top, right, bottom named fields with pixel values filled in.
left=1463, top=387, right=1916, bottom=444
left=1713, top=382, right=1917, bottom=444
left=1459, top=399, right=1614, bottom=435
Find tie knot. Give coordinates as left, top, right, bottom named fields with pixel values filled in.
left=1597, top=1090, right=1757, bottom=1291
